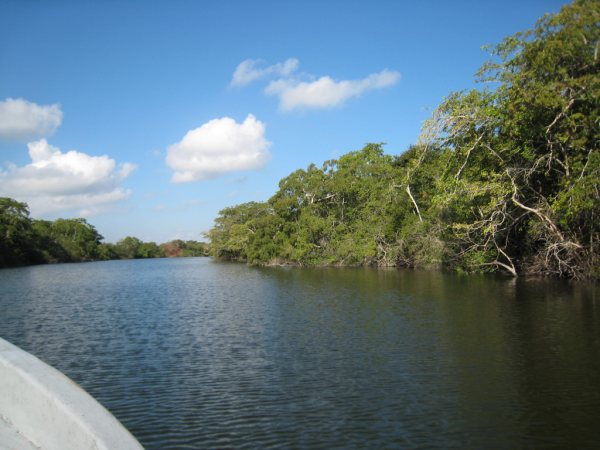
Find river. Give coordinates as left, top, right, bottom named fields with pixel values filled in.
left=0, top=257, right=599, bottom=448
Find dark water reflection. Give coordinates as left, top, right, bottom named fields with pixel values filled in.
left=1, top=258, right=599, bottom=448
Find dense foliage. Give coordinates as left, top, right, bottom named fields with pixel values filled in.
left=160, top=239, right=210, bottom=258
left=208, top=1, right=599, bottom=279
left=0, top=197, right=209, bottom=267
left=0, top=198, right=45, bottom=267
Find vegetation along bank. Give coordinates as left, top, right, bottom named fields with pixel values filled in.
left=0, top=197, right=209, bottom=267
left=207, top=1, right=599, bottom=280
left=1, top=1, right=598, bottom=280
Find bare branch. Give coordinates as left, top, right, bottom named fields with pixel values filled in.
left=455, top=134, right=484, bottom=180
left=545, top=98, right=575, bottom=135
left=579, top=148, right=594, bottom=180
left=406, top=184, right=423, bottom=222
left=479, top=260, right=517, bottom=277
left=507, top=172, right=567, bottom=242
left=495, top=243, right=518, bottom=277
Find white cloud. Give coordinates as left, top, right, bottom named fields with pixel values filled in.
left=265, top=69, right=400, bottom=111
left=0, top=98, right=63, bottom=141
left=230, top=58, right=299, bottom=87
left=0, top=139, right=136, bottom=216
left=166, top=114, right=271, bottom=183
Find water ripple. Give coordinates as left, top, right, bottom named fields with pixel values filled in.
left=1, top=259, right=599, bottom=449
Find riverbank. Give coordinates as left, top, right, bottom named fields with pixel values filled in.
left=206, top=3, right=599, bottom=281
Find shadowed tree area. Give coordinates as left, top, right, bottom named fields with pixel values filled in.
left=0, top=198, right=209, bottom=267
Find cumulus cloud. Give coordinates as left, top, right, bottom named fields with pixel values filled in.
left=0, top=98, right=63, bottom=141
left=166, top=114, right=271, bottom=183
left=265, top=69, right=400, bottom=111
left=230, top=58, right=299, bottom=87
left=0, top=139, right=136, bottom=216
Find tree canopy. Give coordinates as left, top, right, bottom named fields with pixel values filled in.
left=2, top=1, right=597, bottom=279
left=0, top=197, right=208, bottom=268
left=207, top=1, right=599, bottom=280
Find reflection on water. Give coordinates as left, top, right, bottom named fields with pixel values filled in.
left=0, top=259, right=599, bottom=448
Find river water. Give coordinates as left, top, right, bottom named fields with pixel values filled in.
left=0, top=257, right=599, bottom=449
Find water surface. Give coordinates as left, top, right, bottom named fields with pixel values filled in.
left=1, top=258, right=599, bottom=448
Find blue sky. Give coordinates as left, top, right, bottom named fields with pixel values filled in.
left=0, top=0, right=569, bottom=243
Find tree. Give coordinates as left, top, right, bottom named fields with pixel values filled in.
left=207, top=202, right=277, bottom=262
left=0, top=198, right=41, bottom=266
left=114, top=236, right=144, bottom=259
left=160, top=240, right=209, bottom=257
left=420, top=0, right=599, bottom=278
left=44, top=218, right=104, bottom=262
left=206, top=1, right=599, bottom=279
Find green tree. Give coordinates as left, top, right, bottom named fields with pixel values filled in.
left=0, top=198, right=41, bottom=266
left=97, top=243, right=119, bottom=260
left=137, top=241, right=165, bottom=258
left=421, top=0, right=599, bottom=278
left=180, top=240, right=210, bottom=257
left=44, top=218, right=104, bottom=262
left=114, top=236, right=144, bottom=259
left=160, top=240, right=210, bottom=257
left=207, top=202, right=276, bottom=262
left=206, top=1, right=599, bottom=279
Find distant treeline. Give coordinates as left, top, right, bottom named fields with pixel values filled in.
left=207, top=1, right=599, bottom=280
left=0, top=197, right=209, bottom=268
